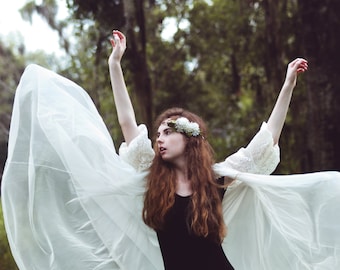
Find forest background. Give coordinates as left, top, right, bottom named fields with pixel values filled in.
left=1, top=0, right=340, bottom=268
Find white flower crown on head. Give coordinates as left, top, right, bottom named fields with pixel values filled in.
left=167, top=117, right=201, bottom=137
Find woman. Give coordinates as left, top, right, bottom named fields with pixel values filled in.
left=2, top=30, right=340, bottom=270
left=145, top=108, right=235, bottom=270
left=108, top=30, right=318, bottom=270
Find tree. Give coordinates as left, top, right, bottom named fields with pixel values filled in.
left=298, top=0, right=340, bottom=171
left=0, top=201, right=18, bottom=270
left=65, top=0, right=153, bottom=128
left=16, top=0, right=340, bottom=171
left=0, top=41, right=25, bottom=182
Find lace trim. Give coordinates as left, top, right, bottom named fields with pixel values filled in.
left=118, top=125, right=155, bottom=172
left=213, top=122, right=280, bottom=191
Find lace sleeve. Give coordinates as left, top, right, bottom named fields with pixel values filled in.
left=214, top=122, right=280, bottom=177
left=118, top=124, right=155, bottom=172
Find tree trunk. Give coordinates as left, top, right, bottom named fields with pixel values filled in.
left=298, top=0, right=340, bottom=171
left=124, top=0, right=153, bottom=129
left=261, top=0, right=285, bottom=93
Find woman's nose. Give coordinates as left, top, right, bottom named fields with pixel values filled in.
left=156, top=135, right=163, bottom=143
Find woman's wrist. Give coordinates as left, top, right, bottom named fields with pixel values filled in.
left=282, top=80, right=296, bottom=93
left=109, top=60, right=122, bottom=71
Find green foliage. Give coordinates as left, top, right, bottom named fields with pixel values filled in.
left=0, top=41, right=25, bottom=182
left=2, top=0, right=339, bottom=175
left=2, top=0, right=339, bottom=267
left=59, top=0, right=315, bottom=170
left=0, top=201, right=18, bottom=270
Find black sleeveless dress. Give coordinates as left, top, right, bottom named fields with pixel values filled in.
left=157, top=193, right=235, bottom=270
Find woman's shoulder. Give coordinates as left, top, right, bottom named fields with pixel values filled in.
left=119, top=124, right=155, bottom=171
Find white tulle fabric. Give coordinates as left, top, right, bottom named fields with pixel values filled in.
left=2, top=64, right=340, bottom=270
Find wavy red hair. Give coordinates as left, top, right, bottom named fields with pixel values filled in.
left=142, top=108, right=226, bottom=243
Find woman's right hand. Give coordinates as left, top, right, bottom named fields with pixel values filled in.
left=108, top=30, right=127, bottom=66
left=108, top=30, right=139, bottom=145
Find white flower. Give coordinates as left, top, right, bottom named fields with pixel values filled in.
left=167, top=117, right=201, bottom=137
left=188, top=122, right=200, bottom=136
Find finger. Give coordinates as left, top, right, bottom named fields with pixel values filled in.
left=297, top=67, right=307, bottom=74
left=113, top=34, right=120, bottom=44
left=290, top=59, right=307, bottom=73
left=299, top=61, right=308, bottom=70
left=291, top=58, right=307, bottom=67
left=113, top=30, right=125, bottom=40
left=113, top=30, right=127, bottom=48
left=298, top=60, right=308, bottom=68
left=110, top=38, right=115, bottom=47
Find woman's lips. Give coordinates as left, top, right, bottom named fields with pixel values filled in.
left=159, top=147, right=166, bottom=155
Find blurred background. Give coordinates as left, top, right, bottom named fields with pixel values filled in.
left=0, top=0, right=339, bottom=268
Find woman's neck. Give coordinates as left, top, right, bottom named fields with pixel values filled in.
left=175, top=168, right=192, bottom=196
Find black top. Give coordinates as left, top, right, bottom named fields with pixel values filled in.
left=156, top=193, right=235, bottom=270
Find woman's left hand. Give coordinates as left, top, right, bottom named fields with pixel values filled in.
left=284, top=58, right=308, bottom=87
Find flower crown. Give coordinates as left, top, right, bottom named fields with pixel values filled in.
left=167, top=117, right=201, bottom=137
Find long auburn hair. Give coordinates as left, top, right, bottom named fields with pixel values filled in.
left=142, top=107, right=226, bottom=243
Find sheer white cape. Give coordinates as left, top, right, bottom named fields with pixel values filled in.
left=2, top=64, right=340, bottom=270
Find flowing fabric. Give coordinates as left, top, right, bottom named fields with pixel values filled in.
left=2, top=64, right=340, bottom=270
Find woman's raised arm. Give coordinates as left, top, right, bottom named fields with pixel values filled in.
left=108, top=30, right=139, bottom=145
left=267, top=58, right=308, bottom=144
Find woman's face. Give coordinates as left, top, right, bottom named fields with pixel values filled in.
left=156, top=121, right=187, bottom=164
